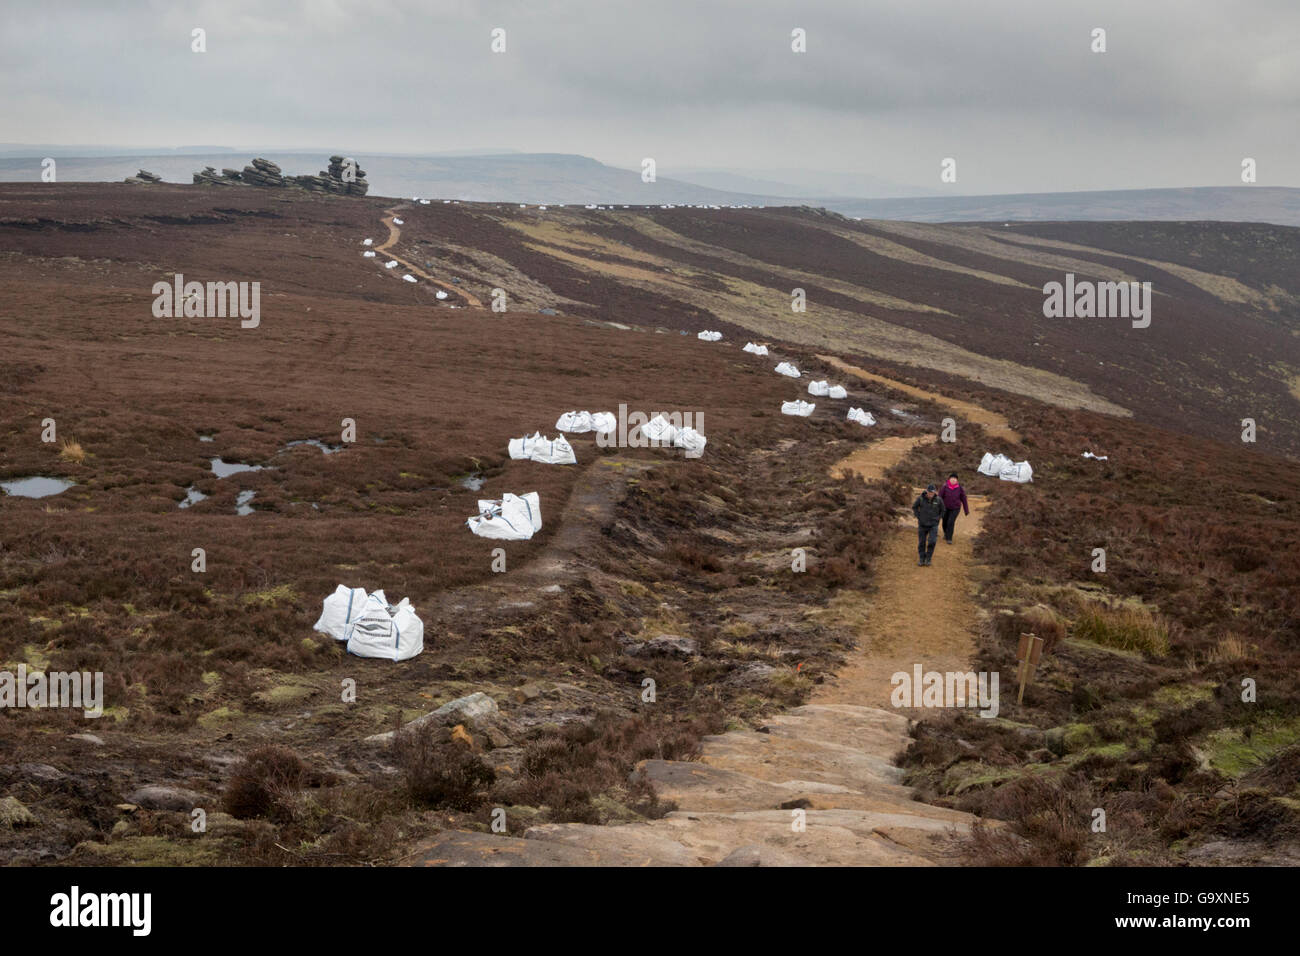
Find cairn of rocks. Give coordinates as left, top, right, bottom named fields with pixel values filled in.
left=191, top=155, right=368, bottom=196
left=123, top=169, right=162, bottom=185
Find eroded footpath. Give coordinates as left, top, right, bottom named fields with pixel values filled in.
left=408, top=429, right=987, bottom=866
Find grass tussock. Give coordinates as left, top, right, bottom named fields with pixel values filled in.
left=58, top=438, right=86, bottom=464
left=1072, top=604, right=1171, bottom=657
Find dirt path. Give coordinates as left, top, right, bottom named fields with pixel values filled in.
left=377, top=205, right=484, bottom=307
left=817, top=495, right=986, bottom=714
left=409, top=432, right=988, bottom=866
left=817, top=353, right=1020, bottom=443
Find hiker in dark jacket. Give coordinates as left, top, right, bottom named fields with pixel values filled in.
left=912, top=484, right=945, bottom=566
left=938, top=472, right=969, bottom=544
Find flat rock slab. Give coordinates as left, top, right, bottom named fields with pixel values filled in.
left=405, top=829, right=681, bottom=867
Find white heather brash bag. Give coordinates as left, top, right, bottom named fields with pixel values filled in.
left=697, top=330, right=722, bottom=341
left=979, top=452, right=1014, bottom=476
left=509, top=432, right=544, bottom=459
left=345, top=593, right=424, bottom=661
left=641, top=414, right=678, bottom=445
left=826, top=384, right=847, bottom=399
left=466, top=492, right=543, bottom=540
left=590, top=412, right=616, bottom=434
left=847, top=407, right=876, bottom=426
left=313, top=584, right=369, bottom=641
left=742, top=342, right=769, bottom=356
left=673, top=427, right=707, bottom=457
left=775, top=362, right=801, bottom=378
left=529, top=435, right=576, bottom=465
left=999, top=460, right=1034, bottom=483
left=782, top=400, right=816, bottom=417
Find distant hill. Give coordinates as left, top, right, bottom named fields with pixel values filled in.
left=830, top=186, right=1300, bottom=228
left=0, top=151, right=781, bottom=207
left=3, top=150, right=1300, bottom=227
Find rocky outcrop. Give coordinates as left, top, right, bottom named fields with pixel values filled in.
left=192, top=155, right=369, bottom=195
left=123, top=169, right=162, bottom=184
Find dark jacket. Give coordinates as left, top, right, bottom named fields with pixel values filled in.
left=912, top=493, right=945, bottom=527
left=939, top=481, right=969, bottom=515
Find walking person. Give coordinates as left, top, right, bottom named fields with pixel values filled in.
left=912, top=484, right=944, bottom=566
left=939, top=472, right=969, bottom=544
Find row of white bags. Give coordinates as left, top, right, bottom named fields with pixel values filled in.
left=697, top=330, right=722, bottom=341
left=556, top=410, right=616, bottom=434
left=509, top=432, right=576, bottom=464
left=314, top=586, right=424, bottom=661
left=467, top=491, right=543, bottom=539
left=979, top=452, right=1034, bottom=483
left=742, top=342, right=769, bottom=356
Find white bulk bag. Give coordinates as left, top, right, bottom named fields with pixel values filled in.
left=555, top=410, right=593, bottom=432
left=742, top=342, right=769, bottom=356
left=313, top=584, right=370, bottom=641
left=362, top=238, right=373, bottom=246
left=782, top=400, right=816, bottom=417
left=847, top=407, right=876, bottom=426
left=529, top=435, right=576, bottom=465
left=393, top=218, right=404, bottom=225
left=827, top=385, right=847, bottom=399
left=467, top=492, right=543, bottom=540
left=590, top=412, right=616, bottom=434
left=641, top=415, right=678, bottom=445
left=808, top=380, right=830, bottom=396
left=345, top=593, right=424, bottom=661
left=697, top=330, right=722, bottom=341
left=402, top=274, right=417, bottom=283
left=775, top=362, right=801, bottom=378
left=508, top=432, right=544, bottom=459
left=363, top=250, right=376, bottom=258
left=979, top=452, right=1014, bottom=476
left=673, top=427, right=707, bottom=457
left=999, top=461, right=1034, bottom=483
left=384, top=260, right=398, bottom=269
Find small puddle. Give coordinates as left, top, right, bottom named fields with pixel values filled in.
left=282, top=439, right=342, bottom=455
left=178, top=486, right=208, bottom=509
left=236, top=490, right=256, bottom=516
left=1, top=476, right=75, bottom=498
left=211, top=458, right=265, bottom=478
left=460, top=473, right=485, bottom=491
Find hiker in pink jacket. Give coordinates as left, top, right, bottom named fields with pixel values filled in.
left=939, top=472, right=969, bottom=544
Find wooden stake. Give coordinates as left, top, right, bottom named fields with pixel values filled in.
left=1016, top=633, right=1044, bottom=705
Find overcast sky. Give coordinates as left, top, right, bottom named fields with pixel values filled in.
left=3, top=0, right=1297, bottom=194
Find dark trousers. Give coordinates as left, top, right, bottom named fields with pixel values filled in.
left=942, top=507, right=961, bottom=541
left=917, top=524, right=938, bottom=560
